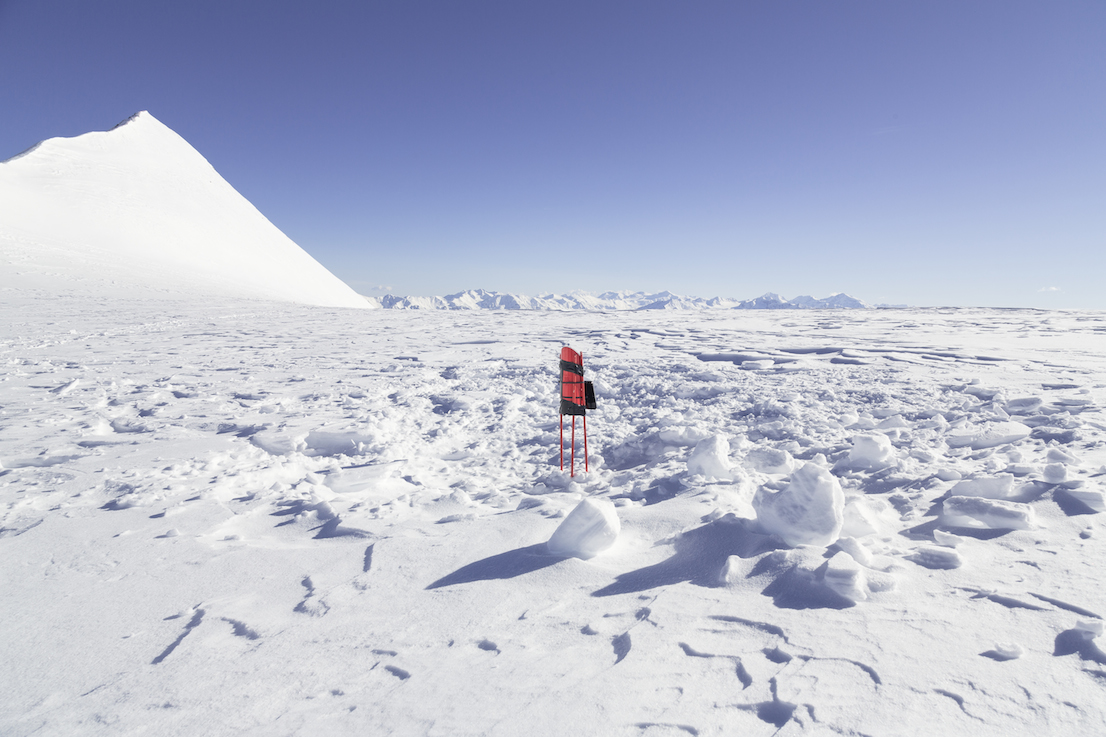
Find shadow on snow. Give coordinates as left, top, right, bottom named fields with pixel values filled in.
left=426, top=544, right=565, bottom=589
left=592, top=518, right=779, bottom=597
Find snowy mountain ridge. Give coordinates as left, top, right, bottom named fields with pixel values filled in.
left=369, top=289, right=872, bottom=311
left=0, top=111, right=368, bottom=308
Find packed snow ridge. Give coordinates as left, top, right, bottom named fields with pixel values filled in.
left=0, top=111, right=367, bottom=309
left=371, top=289, right=872, bottom=311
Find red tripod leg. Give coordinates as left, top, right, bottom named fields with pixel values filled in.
left=559, top=414, right=564, bottom=471
left=571, top=415, right=576, bottom=477
left=583, top=414, right=588, bottom=473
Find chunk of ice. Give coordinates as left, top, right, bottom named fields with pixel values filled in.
left=753, top=463, right=844, bottom=547
left=1004, top=397, right=1043, bottom=415
left=1043, top=464, right=1068, bottom=484
left=687, top=434, right=732, bottom=480
left=1064, top=488, right=1105, bottom=513
left=943, top=496, right=1036, bottom=530
left=824, top=551, right=868, bottom=601
left=1047, top=447, right=1081, bottom=465
left=933, top=530, right=964, bottom=548
left=546, top=498, right=620, bottom=559
left=835, top=536, right=873, bottom=567
left=1075, top=620, right=1104, bottom=637
left=949, top=474, right=1016, bottom=500
left=990, top=643, right=1025, bottom=660
left=837, top=433, right=895, bottom=471
left=909, top=545, right=963, bottom=569
left=946, top=421, right=1031, bottom=450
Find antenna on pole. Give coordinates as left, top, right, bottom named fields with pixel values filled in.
left=559, top=346, right=596, bottom=477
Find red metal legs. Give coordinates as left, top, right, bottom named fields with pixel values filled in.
left=583, top=415, right=588, bottom=473
left=559, top=414, right=587, bottom=477
left=559, top=415, right=564, bottom=471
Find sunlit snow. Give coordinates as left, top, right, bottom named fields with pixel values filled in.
left=3, top=300, right=1105, bottom=735
left=3, top=115, right=1106, bottom=737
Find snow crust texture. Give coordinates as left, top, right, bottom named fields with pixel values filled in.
left=0, top=112, right=367, bottom=308
left=2, top=300, right=1106, bottom=736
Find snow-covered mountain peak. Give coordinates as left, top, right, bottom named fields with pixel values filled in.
left=0, top=112, right=367, bottom=308
left=111, top=110, right=154, bottom=129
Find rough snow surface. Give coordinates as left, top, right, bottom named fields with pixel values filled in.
left=2, top=300, right=1106, bottom=736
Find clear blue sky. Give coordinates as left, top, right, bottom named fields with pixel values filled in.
left=2, top=1, right=1104, bottom=307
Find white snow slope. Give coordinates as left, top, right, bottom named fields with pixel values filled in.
left=3, top=294, right=1106, bottom=736
left=0, top=112, right=367, bottom=309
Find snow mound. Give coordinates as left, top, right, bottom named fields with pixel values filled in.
left=753, top=463, right=845, bottom=547
left=0, top=111, right=367, bottom=308
left=546, top=498, right=620, bottom=559
left=986, top=643, right=1026, bottom=661
left=836, top=433, right=895, bottom=471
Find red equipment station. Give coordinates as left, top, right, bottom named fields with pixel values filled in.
left=558, top=346, right=596, bottom=476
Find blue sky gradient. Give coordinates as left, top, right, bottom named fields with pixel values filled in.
left=2, top=1, right=1103, bottom=307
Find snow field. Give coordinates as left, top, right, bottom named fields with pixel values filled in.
left=2, top=300, right=1106, bottom=735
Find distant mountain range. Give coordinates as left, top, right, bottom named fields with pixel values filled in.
left=366, top=289, right=872, bottom=311
left=0, top=114, right=879, bottom=314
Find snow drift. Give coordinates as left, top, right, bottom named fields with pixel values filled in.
left=0, top=112, right=367, bottom=308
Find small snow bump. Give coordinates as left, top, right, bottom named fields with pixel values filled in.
left=982, top=643, right=1025, bottom=661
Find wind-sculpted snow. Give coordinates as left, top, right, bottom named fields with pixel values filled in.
left=2, top=299, right=1106, bottom=735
